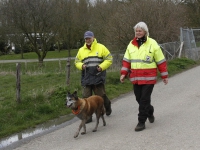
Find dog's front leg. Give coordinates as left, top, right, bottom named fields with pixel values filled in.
left=81, top=119, right=86, bottom=135
left=74, top=121, right=83, bottom=138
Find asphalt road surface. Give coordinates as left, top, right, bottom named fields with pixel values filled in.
left=4, top=65, right=200, bottom=150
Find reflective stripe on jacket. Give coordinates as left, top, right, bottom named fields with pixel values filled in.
left=121, top=36, right=168, bottom=85
left=75, top=39, right=113, bottom=86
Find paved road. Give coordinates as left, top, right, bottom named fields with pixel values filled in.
left=4, top=65, right=200, bottom=150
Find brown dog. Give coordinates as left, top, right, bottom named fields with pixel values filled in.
left=66, top=91, right=106, bottom=138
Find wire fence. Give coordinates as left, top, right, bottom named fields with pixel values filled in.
left=159, top=41, right=181, bottom=60
left=158, top=28, right=200, bottom=61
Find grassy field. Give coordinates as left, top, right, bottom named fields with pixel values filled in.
left=0, top=50, right=199, bottom=139
left=196, top=41, right=200, bottom=47
left=0, top=49, right=78, bottom=60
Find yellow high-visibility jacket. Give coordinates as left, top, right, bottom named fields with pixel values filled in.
left=75, top=39, right=112, bottom=86
left=121, top=36, right=168, bottom=85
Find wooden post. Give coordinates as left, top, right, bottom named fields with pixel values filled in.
left=66, top=58, right=71, bottom=85
left=16, top=63, right=21, bottom=103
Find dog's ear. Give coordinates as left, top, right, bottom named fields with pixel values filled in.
left=73, top=91, right=78, bottom=100
left=66, top=91, right=71, bottom=99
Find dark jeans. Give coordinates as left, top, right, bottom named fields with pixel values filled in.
left=82, top=83, right=111, bottom=110
left=133, top=84, right=154, bottom=123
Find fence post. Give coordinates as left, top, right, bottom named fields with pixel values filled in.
left=178, top=42, right=184, bottom=58
left=16, top=63, right=21, bottom=103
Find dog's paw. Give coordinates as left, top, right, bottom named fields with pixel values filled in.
left=92, top=129, right=97, bottom=132
left=103, top=122, right=106, bottom=126
left=74, top=133, right=79, bottom=138
left=81, top=132, right=86, bottom=135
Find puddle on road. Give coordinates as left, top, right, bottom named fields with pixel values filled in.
left=0, top=114, right=75, bottom=149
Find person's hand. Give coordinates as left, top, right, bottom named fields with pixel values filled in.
left=82, top=64, right=87, bottom=70
left=97, top=66, right=102, bottom=71
left=120, top=75, right=126, bottom=83
left=163, top=78, right=168, bottom=85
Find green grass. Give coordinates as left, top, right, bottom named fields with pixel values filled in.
left=0, top=50, right=199, bottom=139
left=196, top=41, right=200, bottom=47
left=0, top=49, right=78, bottom=60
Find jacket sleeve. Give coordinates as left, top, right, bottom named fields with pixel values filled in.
left=120, top=45, right=131, bottom=76
left=98, top=46, right=113, bottom=71
left=74, top=50, right=84, bottom=70
left=154, top=45, right=168, bottom=79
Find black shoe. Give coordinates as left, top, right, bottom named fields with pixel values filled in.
left=148, top=115, right=155, bottom=123
left=86, top=117, right=92, bottom=124
left=135, top=123, right=145, bottom=131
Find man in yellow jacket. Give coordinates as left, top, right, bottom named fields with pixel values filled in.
left=75, top=31, right=113, bottom=123
left=120, top=22, right=168, bottom=131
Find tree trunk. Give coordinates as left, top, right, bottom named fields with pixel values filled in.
left=66, top=57, right=71, bottom=85
left=38, top=57, right=44, bottom=67
left=20, top=46, right=24, bottom=59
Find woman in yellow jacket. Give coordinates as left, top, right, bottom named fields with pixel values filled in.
left=120, top=22, right=168, bottom=131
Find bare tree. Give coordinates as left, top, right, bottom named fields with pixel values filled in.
left=133, top=0, right=187, bottom=43
left=0, top=0, right=191, bottom=59
left=57, top=0, right=90, bottom=54
left=90, top=0, right=187, bottom=54
left=182, top=0, right=200, bottom=27
left=0, top=1, right=11, bottom=55
left=2, top=0, right=60, bottom=65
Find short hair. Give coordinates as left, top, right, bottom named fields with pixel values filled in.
left=133, top=22, right=149, bottom=36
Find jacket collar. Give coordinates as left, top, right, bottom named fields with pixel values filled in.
left=84, top=38, right=97, bottom=50
left=132, top=36, right=148, bottom=47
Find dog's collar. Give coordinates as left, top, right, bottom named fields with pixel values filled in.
left=72, top=106, right=81, bottom=115
left=72, top=99, right=86, bottom=115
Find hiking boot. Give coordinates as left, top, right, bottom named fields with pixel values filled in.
left=135, top=123, right=145, bottom=131
left=86, top=116, right=92, bottom=124
left=103, top=95, right=112, bottom=116
left=148, top=115, right=155, bottom=123
left=106, top=108, right=112, bottom=116
left=106, top=105, right=112, bottom=116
